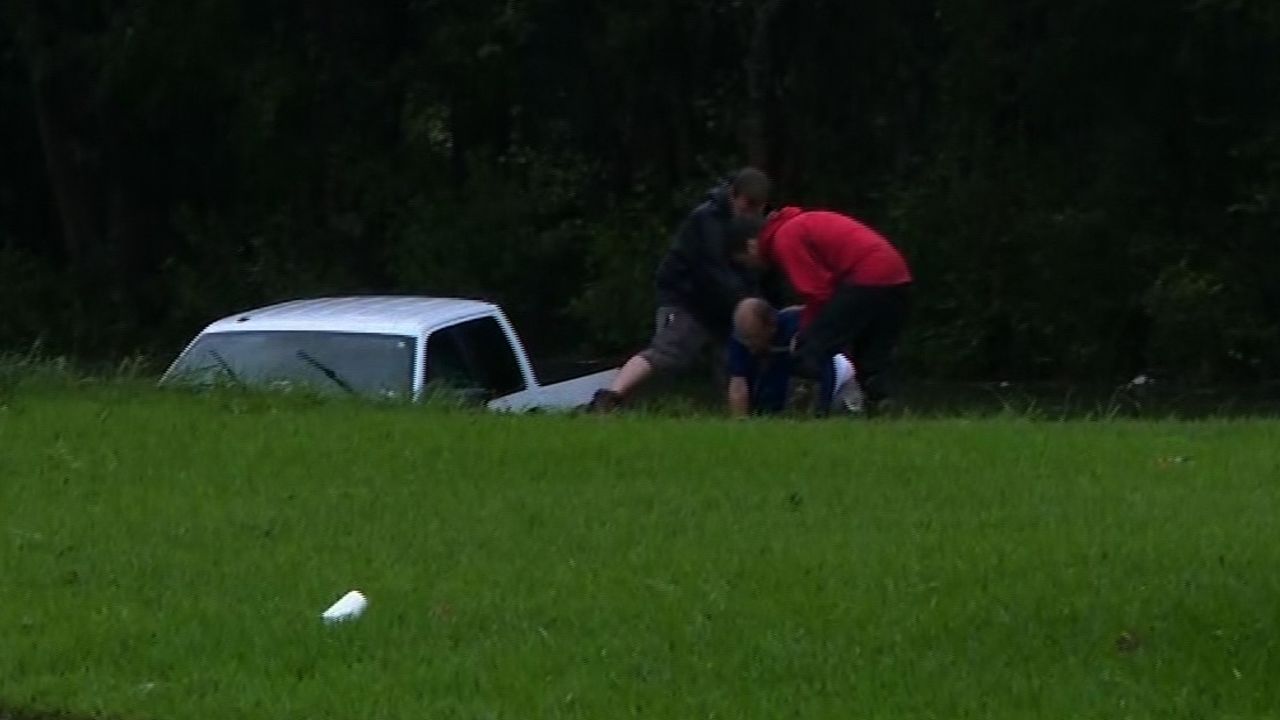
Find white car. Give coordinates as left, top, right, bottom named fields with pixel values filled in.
left=160, top=296, right=618, bottom=412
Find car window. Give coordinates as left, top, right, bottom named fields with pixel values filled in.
left=422, top=325, right=474, bottom=391
left=165, top=331, right=415, bottom=398
left=424, top=317, right=525, bottom=397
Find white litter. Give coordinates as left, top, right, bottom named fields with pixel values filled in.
left=322, top=590, right=368, bottom=624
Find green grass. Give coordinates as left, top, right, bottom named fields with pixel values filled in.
left=2, top=387, right=1279, bottom=719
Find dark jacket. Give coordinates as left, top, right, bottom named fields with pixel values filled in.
left=654, top=184, right=755, bottom=336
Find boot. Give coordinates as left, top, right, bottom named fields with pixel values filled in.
left=585, top=388, right=624, bottom=413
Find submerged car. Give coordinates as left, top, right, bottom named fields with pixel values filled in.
left=160, top=296, right=618, bottom=411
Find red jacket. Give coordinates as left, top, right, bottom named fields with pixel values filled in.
left=760, top=207, right=912, bottom=326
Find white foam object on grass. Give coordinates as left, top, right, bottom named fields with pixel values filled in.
left=322, top=590, right=368, bottom=624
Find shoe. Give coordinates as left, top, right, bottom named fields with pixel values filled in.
left=832, top=379, right=865, bottom=415
left=585, top=389, right=624, bottom=413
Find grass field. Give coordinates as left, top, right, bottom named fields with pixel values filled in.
left=2, top=385, right=1279, bottom=719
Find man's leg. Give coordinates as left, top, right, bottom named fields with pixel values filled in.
left=610, top=355, right=655, bottom=398
left=794, top=286, right=872, bottom=416
left=589, top=306, right=710, bottom=411
left=845, top=284, right=910, bottom=412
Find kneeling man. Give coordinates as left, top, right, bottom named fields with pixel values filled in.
left=728, top=298, right=860, bottom=417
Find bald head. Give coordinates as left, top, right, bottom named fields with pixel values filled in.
left=733, top=297, right=777, bottom=355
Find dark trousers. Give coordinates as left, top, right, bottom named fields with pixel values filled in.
left=796, top=282, right=911, bottom=413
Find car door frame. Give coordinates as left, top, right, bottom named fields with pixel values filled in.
left=416, top=309, right=539, bottom=404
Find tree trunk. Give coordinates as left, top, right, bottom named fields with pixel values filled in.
left=17, top=13, right=115, bottom=353
left=26, top=55, right=99, bottom=271
left=743, top=0, right=787, bottom=172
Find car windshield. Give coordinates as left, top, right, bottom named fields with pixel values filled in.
left=165, top=331, right=415, bottom=399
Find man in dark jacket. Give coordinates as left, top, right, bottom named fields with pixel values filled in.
left=588, top=168, right=771, bottom=411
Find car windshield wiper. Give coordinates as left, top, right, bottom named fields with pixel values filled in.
left=207, top=348, right=241, bottom=384
left=295, top=350, right=355, bottom=394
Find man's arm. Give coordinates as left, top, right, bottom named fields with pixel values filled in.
left=728, top=376, right=751, bottom=418
left=759, top=266, right=797, bottom=308
left=725, top=339, right=754, bottom=418
left=696, top=213, right=754, bottom=317
left=772, top=223, right=835, bottom=327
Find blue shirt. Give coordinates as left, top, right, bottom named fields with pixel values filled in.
left=727, top=308, right=802, bottom=414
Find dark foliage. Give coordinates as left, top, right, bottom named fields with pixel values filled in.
left=1, top=0, right=1276, bottom=381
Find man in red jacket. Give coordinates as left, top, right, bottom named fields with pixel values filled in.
left=729, top=207, right=912, bottom=415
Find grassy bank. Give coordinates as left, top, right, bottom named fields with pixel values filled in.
left=1, top=388, right=1278, bottom=718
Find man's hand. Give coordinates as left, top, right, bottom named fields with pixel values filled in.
left=728, top=376, right=751, bottom=418
left=788, top=317, right=806, bottom=355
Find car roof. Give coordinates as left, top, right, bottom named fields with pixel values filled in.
left=200, top=296, right=498, bottom=337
